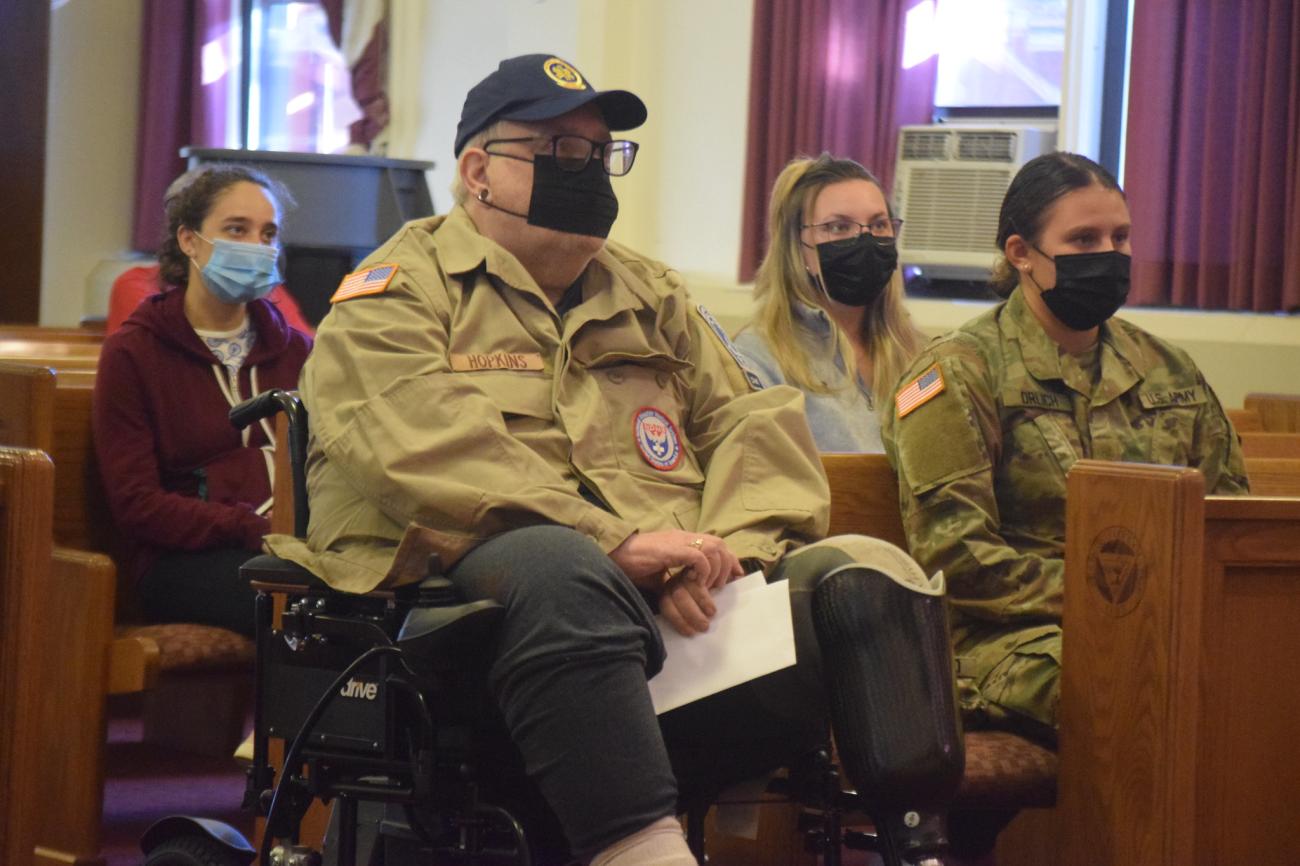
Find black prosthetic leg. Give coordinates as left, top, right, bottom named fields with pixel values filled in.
left=810, top=546, right=964, bottom=866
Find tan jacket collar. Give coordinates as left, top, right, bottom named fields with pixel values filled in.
left=433, top=206, right=652, bottom=327
left=432, top=205, right=543, bottom=292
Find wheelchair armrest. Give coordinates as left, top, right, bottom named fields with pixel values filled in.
left=243, top=553, right=333, bottom=594
left=397, top=599, right=504, bottom=671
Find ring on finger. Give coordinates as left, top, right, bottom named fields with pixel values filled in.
left=689, top=537, right=705, bottom=550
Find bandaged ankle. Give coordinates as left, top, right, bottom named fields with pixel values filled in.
left=588, top=815, right=696, bottom=866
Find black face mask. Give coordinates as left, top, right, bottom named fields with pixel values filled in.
left=1032, top=249, right=1131, bottom=331
left=813, top=234, right=898, bottom=307
left=481, top=153, right=619, bottom=239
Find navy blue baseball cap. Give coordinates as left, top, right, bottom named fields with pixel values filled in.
left=454, top=54, right=647, bottom=155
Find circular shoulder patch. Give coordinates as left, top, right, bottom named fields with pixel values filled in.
left=633, top=407, right=682, bottom=471
left=544, top=58, right=586, bottom=90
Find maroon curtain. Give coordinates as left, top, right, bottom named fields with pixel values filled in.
left=1125, top=0, right=1300, bottom=312
left=131, top=0, right=235, bottom=252
left=320, top=0, right=390, bottom=150
left=739, top=0, right=937, bottom=281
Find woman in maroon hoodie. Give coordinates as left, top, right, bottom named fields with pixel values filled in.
left=94, top=165, right=312, bottom=636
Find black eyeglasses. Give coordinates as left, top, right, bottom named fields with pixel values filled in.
left=800, top=217, right=904, bottom=247
left=483, top=135, right=640, bottom=176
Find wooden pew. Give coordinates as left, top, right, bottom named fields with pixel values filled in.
left=1238, top=431, right=1300, bottom=460
left=0, top=362, right=255, bottom=699
left=0, top=325, right=105, bottom=344
left=0, top=338, right=101, bottom=365
left=0, top=327, right=104, bottom=382
left=1226, top=407, right=1264, bottom=432
left=0, top=448, right=54, bottom=866
left=0, top=362, right=252, bottom=865
left=821, top=452, right=907, bottom=545
left=38, top=377, right=254, bottom=753
left=997, top=461, right=1300, bottom=866
left=1244, top=392, right=1300, bottom=433
left=1245, top=457, right=1300, bottom=496
left=0, top=362, right=55, bottom=453
left=0, top=446, right=117, bottom=866
left=723, top=454, right=1300, bottom=865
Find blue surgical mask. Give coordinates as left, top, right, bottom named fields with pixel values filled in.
left=192, top=233, right=281, bottom=304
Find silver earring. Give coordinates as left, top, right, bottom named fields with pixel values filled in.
left=477, top=188, right=489, bottom=203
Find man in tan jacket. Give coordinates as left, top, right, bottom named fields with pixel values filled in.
left=269, top=54, right=961, bottom=866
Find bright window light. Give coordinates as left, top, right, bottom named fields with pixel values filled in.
left=932, top=0, right=1066, bottom=108
left=902, top=0, right=938, bottom=70
left=230, top=0, right=363, bottom=153
left=285, top=91, right=316, bottom=115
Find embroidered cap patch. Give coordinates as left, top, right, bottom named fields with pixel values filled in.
left=633, top=407, right=682, bottom=471
left=331, top=263, right=398, bottom=303
left=895, top=363, right=946, bottom=418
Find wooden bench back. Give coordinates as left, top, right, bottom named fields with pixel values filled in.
left=1244, top=392, right=1300, bottom=433
left=0, top=364, right=123, bottom=607
left=50, top=380, right=117, bottom=556
left=1238, top=431, right=1300, bottom=459
left=1226, top=407, right=1264, bottom=432
left=0, top=325, right=104, bottom=344
left=1244, top=457, right=1300, bottom=496
left=819, top=452, right=907, bottom=548
left=0, top=443, right=120, bottom=866
left=0, top=362, right=56, bottom=453
left=0, top=338, right=101, bottom=356
left=0, top=447, right=55, bottom=866
left=1055, top=460, right=1300, bottom=866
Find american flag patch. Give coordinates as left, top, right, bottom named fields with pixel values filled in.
left=895, top=364, right=945, bottom=418
left=330, top=263, right=398, bottom=303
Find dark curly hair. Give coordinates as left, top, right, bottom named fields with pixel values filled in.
left=157, top=164, right=294, bottom=288
left=990, top=151, right=1123, bottom=298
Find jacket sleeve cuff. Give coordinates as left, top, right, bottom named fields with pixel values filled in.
left=576, top=510, right=638, bottom=555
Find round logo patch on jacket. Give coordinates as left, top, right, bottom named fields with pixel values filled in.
left=633, top=407, right=682, bottom=471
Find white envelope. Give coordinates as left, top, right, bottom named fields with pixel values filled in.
left=647, top=571, right=797, bottom=714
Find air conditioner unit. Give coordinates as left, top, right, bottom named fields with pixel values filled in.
left=894, top=124, right=1057, bottom=280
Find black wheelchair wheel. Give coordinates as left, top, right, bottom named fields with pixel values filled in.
left=143, top=836, right=248, bottom=866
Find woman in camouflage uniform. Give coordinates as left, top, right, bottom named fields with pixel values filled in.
left=881, top=152, right=1248, bottom=744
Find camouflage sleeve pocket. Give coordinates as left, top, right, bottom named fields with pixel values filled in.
left=893, top=358, right=993, bottom=497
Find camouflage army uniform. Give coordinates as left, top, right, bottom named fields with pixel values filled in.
left=881, top=287, right=1248, bottom=741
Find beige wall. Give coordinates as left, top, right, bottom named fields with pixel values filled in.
left=391, top=0, right=754, bottom=278
left=40, top=0, right=144, bottom=326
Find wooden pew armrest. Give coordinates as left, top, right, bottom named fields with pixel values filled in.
left=108, top=634, right=161, bottom=694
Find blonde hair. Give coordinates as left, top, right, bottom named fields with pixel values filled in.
left=749, top=153, right=924, bottom=399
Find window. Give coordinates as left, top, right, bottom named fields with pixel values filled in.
left=896, top=0, right=1130, bottom=301
left=199, top=0, right=362, bottom=154
left=932, top=0, right=1067, bottom=110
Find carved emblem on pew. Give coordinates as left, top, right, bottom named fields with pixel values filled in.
left=1085, top=526, right=1146, bottom=617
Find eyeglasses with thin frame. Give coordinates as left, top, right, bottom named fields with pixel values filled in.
left=482, top=134, right=640, bottom=176
left=799, top=217, right=904, bottom=247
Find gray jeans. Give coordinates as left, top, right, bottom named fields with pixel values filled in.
left=446, top=526, right=857, bottom=859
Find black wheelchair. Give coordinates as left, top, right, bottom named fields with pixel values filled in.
left=140, top=389, right=963, bottom=866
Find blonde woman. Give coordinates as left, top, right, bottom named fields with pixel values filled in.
left=734, top=154, right=925, bottom=452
